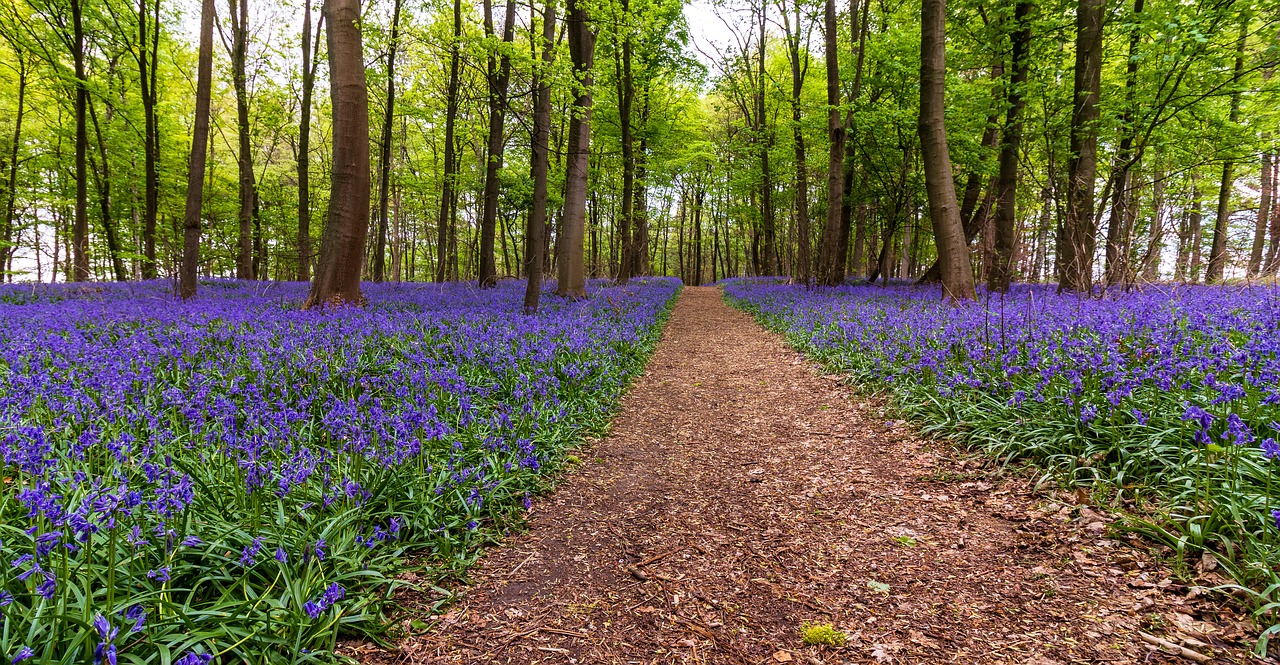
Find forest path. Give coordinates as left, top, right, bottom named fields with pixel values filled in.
left=360, top=286, right=1247, bottom=664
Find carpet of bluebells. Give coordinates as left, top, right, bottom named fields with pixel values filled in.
left=0, top=277, right=679, bottom=664
left=725, top=279, right=1280, bottom=614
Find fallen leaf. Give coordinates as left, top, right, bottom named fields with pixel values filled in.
left=773, top=650, right=794, bottom=663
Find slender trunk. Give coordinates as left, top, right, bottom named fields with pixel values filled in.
left=436, top=0, right=462, bottom=282
left=87, top=100, right=126, bottom=281
left=1254, top=148, right=1273, bottom=277
left=1, top=52, right=25, bottom=276
left=816, top=0, right=842, bottom=286
left=297, top=3, right=321, bottom=281
left=1101, top=0, right=1144, bottom=288
left=780, top=0, right=811, bottom=285
left=836, top=0, right=869, bottom=277
left=1061, top=0, right=1105, bottom=292
left=228, top=0, right=255, bottom=279
left=72, top=0, right=90, bottom=281
left=757, top=5, right=776, bottom=275
left=373, top=0, right=401, bottom=283
left=1189, top=187, right=1204, bottom=283
left=524, top=0, right=555, bottom=312
left=989, top=0, right=1032, bottom=292
left=632, top=136, right=649, bottom=276
left=306, top=0, right=370, bottom=306
left=138, top=0, right=159, bottom=278
left=1207, top=21, right=1246, bottom=283
left=616, top=2, right=635, bottom=284
left=479, top=0, right=516, bottom=287
left=556, top=0, right=593, bottom=298
left=918, top=0, right=975, bottom=300
left=1265, top=151, right=1280, bottom=275
left=181, top=0, right=216, bottom=297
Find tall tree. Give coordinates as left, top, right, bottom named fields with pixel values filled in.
left=989, top=0, right=1032, bottom=292
left=815, top=0, right=842, bottom=286
left=1206, top=18, right=1246, bottom=284
left=525, top=0, right=556, bottom=312
left=1060, top=0, right=1104, bottom=292
left=435, top=0, right=462, bottom=283
left=136, top=0, right=160, bottom=278
left=614, top=0, right=636, bottom=284
left=557, top=0, right=594, bottom=298
left=306, top=0, right=370, bottom=306
left=478, top=0, right=516, bottom=287
left=918, top=0, right=975, bottom=300
left=372, top=0, right=402, bottom=283
left=181, top=0, right=217, bottom=298
left=223, top=0, right=256, bottom=279
left=1101, top=0, right=1144, bottom=288
left=297, top=2, right=322, bottom=281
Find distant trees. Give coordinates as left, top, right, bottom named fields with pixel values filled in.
left=0, top=0, right=1274, bottom=293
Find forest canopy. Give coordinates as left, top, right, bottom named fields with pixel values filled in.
left=0, top=0, right=1276, bottom=293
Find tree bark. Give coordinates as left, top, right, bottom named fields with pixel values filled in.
left=306, top=0, right=370, bottom=307
left=524, top=0, right=555, bottom=312
left=1207, top=19, right=1246, bottom=283
left=778, top=0, right=811, bottom=285
left=436, top=0, right=462, bottom=282
left=181, top=0, right=216, bottom=298
left=816, top=0, right=843, bottom=286
left=615, top=0, right=635, bottom=284
left=138, top=0, right=160, bottom=278
left=1101, top=0, right=1144, bottom=288
left=297, top=2, right=321, bottom=281
left=556, top=0, right=593, bottom=298
left=1253, top=149, right=1272, bottom=277
left=478, top=0, right=516, bottom=287
left=918, top=0, right=975, bottom=300
left=72, top=0, right=90, bottom=281
left=1060, top=0, right=1104, bottom=292
left=0, top=49, right=24, bottom=278
left=372, top=0, right=402, bottom=283
left=989, top=0, right=1032, bottom=292
left=226, top=0, right=256, bottom=279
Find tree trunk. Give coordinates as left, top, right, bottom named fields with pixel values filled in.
left=297, top=2, right=321, bottom=281
left=1265, top=152, right=1280, bottom=275
left=836, top=0, right=869, bottom=278
left=372, top=0, right=401, bottom=283
left=87, top=99, right=127, bottom=281
left=1189, top=187, right=1204, bottom=283
left=989, top=0, right=1032, bottom=292
left=0, top=50, right=25, bottom=277
left=436, top=0, right=462, bottom=283
left=757, top=5, right=777, bottom=275
left=1254, top=148, right=1273, bottom=277
left=181, top=0, right=216, bottom=298
left=632, top=135, right=649, bottom=276
left=918, top=0, right=975, bottom=300
left=1140, top=164, right=1165, bottom=281
left=1101, top=0, right=1144, bottom=288
left=816, top=0, right=842, bottom=286
left=615, top=2, right=635, bottom=284
left=1060, top=0, right=1104, bottom=292
left=524, top=0, right=555, bottom=312
left=72, top=0, right=90, bottom=281
left=138, top=0, right=160, bottom=278
left=227, top=0, right=255, bottom=279
left=556, top=0, right=593, bottom=298
left=478, top=0, right=516, bottom=287
left=305, top=0, right=370, bottom=307
left=779, top=0, right=811, bottom=285
left=1206, top=20, right=1246, bottom=283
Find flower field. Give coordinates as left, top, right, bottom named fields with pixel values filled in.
left=725, top=279, right=1280, bottom=611
left=0, top=277, right=679, bottom=664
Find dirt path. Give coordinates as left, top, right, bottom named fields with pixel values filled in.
left=359, top=286, right=1255, bottom=664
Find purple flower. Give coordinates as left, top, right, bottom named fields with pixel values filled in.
left=313, top=539, right=327, bottom=562
left=10, top=646, right=34, bottom=664
left=1261, top=439, right=1280, bottom=460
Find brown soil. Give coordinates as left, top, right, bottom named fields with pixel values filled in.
left=349, top=286, right=1263, bottom=664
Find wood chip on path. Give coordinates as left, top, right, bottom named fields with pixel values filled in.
left=349, top=286, right=1255, bottom=664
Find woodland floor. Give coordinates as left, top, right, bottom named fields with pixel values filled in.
left=346, top=286, right=1266, bottom=665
